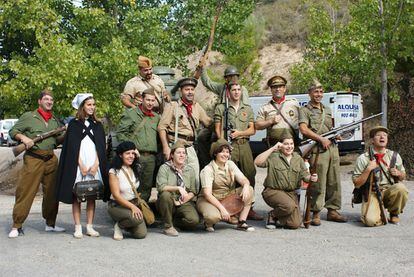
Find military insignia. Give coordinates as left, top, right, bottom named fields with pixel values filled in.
left=289, top=110, right=294, bottom=117
left=242, top=112, right=247, bottom=117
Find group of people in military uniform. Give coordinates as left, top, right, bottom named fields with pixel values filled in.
left=7, top=54, right=409, bottom=239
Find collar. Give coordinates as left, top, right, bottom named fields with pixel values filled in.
left=37, top=108, right=53, bottom=122
left=212, top=160, right=229, bottom=173
left=139, top=105, right=155, bottom=117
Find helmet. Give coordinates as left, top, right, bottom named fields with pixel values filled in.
left=224, top=66, right=240, bottom=77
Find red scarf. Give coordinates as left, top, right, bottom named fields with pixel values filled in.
left=272, top=95, right=285, bottom=104
left=181, top=98, right=193, bottom=117
left=374, top=153, right=388, bottom=167
left=37, top=108, right=53, bottom=122
left=139, top=105, right=154, bottom=117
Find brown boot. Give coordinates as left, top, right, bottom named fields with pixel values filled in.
left=311, top=211, right=321, bottom=226
left=327, top=209, right=348, bottom=223
left=247, top=208, right=264, bottom=221
left=389, top=214, right=400, bottom=224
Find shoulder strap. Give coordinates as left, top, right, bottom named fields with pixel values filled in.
left=390, top=151, right=398, bottom=168
left=121, top=167, right=140, bottom=199
left=270, top=101, right=298, bottom=140
left=316, top=107, right=326, bottom=134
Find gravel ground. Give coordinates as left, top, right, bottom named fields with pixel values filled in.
left=1, top=162, right=413, bottom=276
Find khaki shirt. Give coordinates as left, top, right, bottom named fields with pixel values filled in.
left=121, top=74, right=167, bottom=110
left=257, top=98, right=299, bottom=140
left=158, top=99, right=212, bottom=142
left=201, top=70, right=250, bottom=105
left=214, top=102, right=254, bottom=137
left=9, top=110, right=62, bottom=151
left=200, top=160, right=245, bottom=199
left=156, top=163, right=197, bottom=198
left=352, top=149, right=405, bottom=186
left=256, top=152, right=308, bottom=191
left=298, top=102, right=333, bottom=135
left=116, top=107, right=160, bottom=152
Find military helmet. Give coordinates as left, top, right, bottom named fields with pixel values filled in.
left=224, top=66, right=240, bottom=77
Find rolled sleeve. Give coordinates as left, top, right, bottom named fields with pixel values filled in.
left=200, top=165, right=214, bottom=189
left=156, top=164, right=169, bottom=192
left=158, top=102, right=175, bottom=132
left=214, top=104, right=224, bottom=123
left=9, top=112, right=31, bottom=139
left=352, top=154, right=369, bottom=182
left=298, top=107, right=310, bottom=125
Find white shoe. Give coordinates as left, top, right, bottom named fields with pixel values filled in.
left=8, top=228, right=19, bottom=238
left=113, top=223, right=123, bottom=241
left=73, top=225, right=83, bottom=239
left=45, top=225, right=66, bottom=232
left=86, top=224, right=100, bottom=237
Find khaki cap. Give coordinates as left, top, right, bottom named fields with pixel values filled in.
left=210, top=138, right=231, bottom=157
left=279, top=130, right=294, bottom=142
left=137, top=55, right=153, bottom=68
left=308, top=79, right=323, bottom=92
left=142, top=87, right=156, bottom=97
left=369, top=126, right=389, bottom=138
left=267, top=75, right=287, bottom=87
left=170, top=140, right=188, bottom=152
left=177, top=77, right=198, bottom=88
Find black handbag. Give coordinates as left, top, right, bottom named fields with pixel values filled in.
left=73, top=176, right=104, bottom=202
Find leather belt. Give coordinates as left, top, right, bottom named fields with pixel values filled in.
left=25, top=151, right=54, bottom=162
left=168, top=132, right=194, bottom=142
left=231, top=138, right=249, bottom=145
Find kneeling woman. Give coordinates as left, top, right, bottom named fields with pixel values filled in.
left=107, top=141, right=147, bottom=240
left=254, top=133, right=317, bottom=229
left=156, top=141, right=199, bottom=237
left=197, top=139, right=254, bottom=232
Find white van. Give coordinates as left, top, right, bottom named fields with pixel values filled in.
left=0, top=119, right=18, bottom=146
left=249, top=91, right=364, bottom=156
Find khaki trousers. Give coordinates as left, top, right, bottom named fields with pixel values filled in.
left=107, top=202, right=147, bottom=239
left=12, top=152, right=59, bottom=228
left=196, top=186, right=253, bottom=227
left=361, top=182, right=409, bottom=227
left=231, top=141, right=256, bottom=188
left=309, top=146, right=341, bottom=212
left=157, top=191, right=199, bottom=229
left=262, top=188, right=301, bottom=229
left=138, top=154, right=156, bottom=202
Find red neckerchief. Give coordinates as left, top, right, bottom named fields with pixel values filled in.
left=139, top=105, right=154, bottom=117
left=272, top=95, right=285, bottom=104
left=181, top=98, right=193, bottom=117
left=374, top=153, right=388, bottom=167
left=37, top=108, right=53, bottom=122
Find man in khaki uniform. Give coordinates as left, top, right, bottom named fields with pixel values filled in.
left=121, top=55, right=170, bottom=113
left=214, top=82, right=261, bottom=220
left=158, top=77, right=212, bottom=189
left=117, top=88, right=160, bottom=202
left=255, top=75, right=300, bottom=146
left=255, top=133, right=318, bottom=229
left=298, top=80, right=347, bottom=226
left=8, top=90, right=65, bottom=238
left=197, top=66, right=250, bottom=170
left=353, top=126, right=408, bottom=226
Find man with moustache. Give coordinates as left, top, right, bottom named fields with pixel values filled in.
left=158, top=77, right=212, bottom=189
left=255, top=75, right=300, bottom=147
left=8, top=90, right=65, bottom=238
left=214, top=81, right=261, bottom=220
left=353, top=126, right=408, bottom=226
left=117, top=88, right=160, bottom=202
left=298, top=80, right=347, bottom=226
left=121, top=55, right=170, bottom=113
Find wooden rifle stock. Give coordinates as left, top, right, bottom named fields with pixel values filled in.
left=304, top=150, right=319, bottom=228
left=193, top=1, right=225, bottom=79
left=12, top=125, right=66, bottom=157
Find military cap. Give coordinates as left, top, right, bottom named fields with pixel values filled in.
left=137, top=55, right=153, bottom=68
left=267, top=75, right=287, bottom=87
left=224, top=66, right=240, bottom=77
left=369, top=126, right=389, bottom=138
left=210, top=138, right=231, bottom=158
left=177, top=77, right=198, bottom=88
left=308, top=79, right=323, bottom=92
left=170, top=140, right=188, bottom=152
left=142, top=87, right=156, bottom=98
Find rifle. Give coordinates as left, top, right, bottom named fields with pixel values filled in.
left=193, top=0, right=225, bottom=79
left=12, top=125, right=66, bottom=157
left=299, top=113, right=382, bottom=157
left=223, top=83, right=233, bottom=143
left=368, top=146, right=388, bottom=225
left=303, top=152, right=319, bottom=228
